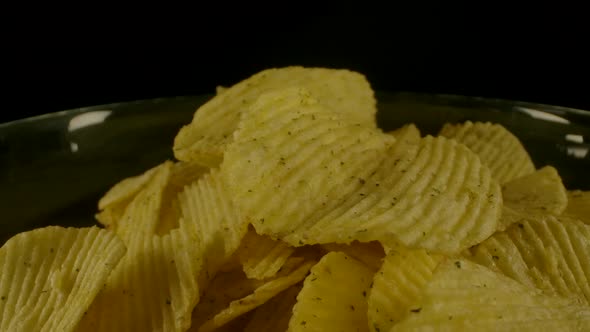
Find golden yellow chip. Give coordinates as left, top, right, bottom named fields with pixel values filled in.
left=368, top=244, right=444, bottom=332
left=77, top=227, right=202, bottom=331
left=244, top=284, right=301, bottom=332
left=0, top=226, right=125, bottom=332
left=503, top=166, right=568, bottom=215
left=304, top=135, right=501, bottom=254
left=222, top=87, right=393, bottom=240
left=113, top=161, right=172, bottom=240
left=97, top=163, right=163, bottom=210
left=564, top=190, right=590, bottom=224
left=190, top=267, right=263, bottom=331
left=470, top=214, right=590, bottom=305
left=174, top=66, right=377, bottom=166
left=439, top=121, right=535, bottom=184
left=321, top=241, right=385, bottom=271
left=95, top=162, right=166, bottom=229
left=157, top=161, right=209, bottom=235
left=95, top=205, right=126, bottom=229
left=178, top=168, right=248, bottom=287
left=236, top=229, right=295, bottom=280
left=387, top=123, right=421, bottom=145
left=196, top=260, right=315, bottom=332
left=215, top=85, right=228, bottom=95
left=222, top=88, right=501, bottom=254
left=391, top=259, right=590, bottom=331
left=288, top=252, right=374, bottom=332
left=498, top=166, right=568, bottom=230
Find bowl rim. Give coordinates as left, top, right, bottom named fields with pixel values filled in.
left=1, top=92, right=589, bottom=129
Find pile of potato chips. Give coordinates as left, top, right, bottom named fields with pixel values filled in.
left=1, top=67, right=589, bottom=331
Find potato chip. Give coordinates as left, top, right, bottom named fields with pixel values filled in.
left=95, top=205, right=126, bottom=229
left=391, top=259, right=590, bottom=331
left=387, top=123, right=421, bottom=145
left=439, top=121, right=535, bottom=184
left=178, top=168, right=248, bottom=286
left=190, top=267, right=263, bottom=331
left=470, top=214, right=590, bottom=305
left=96, top=160, right=208, bottom=236
left=0, top=226, right=125, bottom=332
left=222, top=87, right=393, bottom=239
left=223, top=88, right=501, bottom=254
left=288, top=252, right=373, bottom=332
left=321, top=241, right=385, bottom=271
left=97, top=163, right=163, bottom=210
left=157, top=161, right=209, bottom=235
left=174, top=66, right=377, bottom=166
left=196, top=260, right=315, bottom=332
left=304, top=135, right=501, bottom=254
left=497, top=166, right=568, bottom=230
left=368, top=244, right=444, bottom=332
left=244, top=284, right=302, bottom=332
left=503, top=166, right=568, bottom=215
left=76, top=227, right=202, bottom=331
left=215, top=85, right=228, bottom=95
left=564, top=190, right=590, bottom=224
left=237, top=228, right=295, bottom=280
left=95, top=162, right=165, bottom=229
left=111, top=161, right=172, bottom=240
left=213, top=313, right=253, bottom=332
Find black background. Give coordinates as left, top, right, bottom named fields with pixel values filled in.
left=2, top=14, right=589, bottom=123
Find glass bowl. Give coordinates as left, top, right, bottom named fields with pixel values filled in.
left=1, top=92, right=588, bottom=244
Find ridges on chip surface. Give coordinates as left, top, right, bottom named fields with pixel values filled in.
left=173, top=66, right=377, bottom=167
left=222, top=87, right=502, bottom=255
left=0, top=226, right=126, bottom=332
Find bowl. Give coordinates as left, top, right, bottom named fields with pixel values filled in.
left=1, top=92, right=589, bottom=244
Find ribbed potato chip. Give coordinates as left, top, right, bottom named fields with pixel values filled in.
left=0, top=226, right=125, bottom=332
left=244, top=284, right=302, bottom=332
left=321, top=241, right=385, bottom=271
left=237, top=228, right=295, bottom=280
left=387, top=123, right=421, bottom=145
left=470, top=214, right=590, bottom=306
left=223, top=88, right=501, bottom=254
left=222, top=87, right=393, bottom=238
left=190, top=267, right=263, bottom=331
left=178, top=168, right=248, bottom=287
left=439, top=121, right=535, bottom=184
left=498, top=166, right=568, bottom=230
left=157, top=161, right=209, bottom=235
left=95, top=162, right=165, bottom=229
left=174, top=66, right=377, bottom=166
left=106, top=161, right=173, bottom=240
left=288, top=252, right=374, bottom=332
left=196, top=260, right=315, bottom=332
left=304, top=135, right=501, bottom=254
left=76, top=227, right=201, bottom=331
left=503, top=166, right=567, bottom=215
left=564, top=190, right=590, bottom=224
left=368, top=244, right=444, bottom=332
left=97, top=160, right=209, bottom=237
left=97, top=163, right=163, bottom=211
left=391, top=259, right=590, bottom=331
